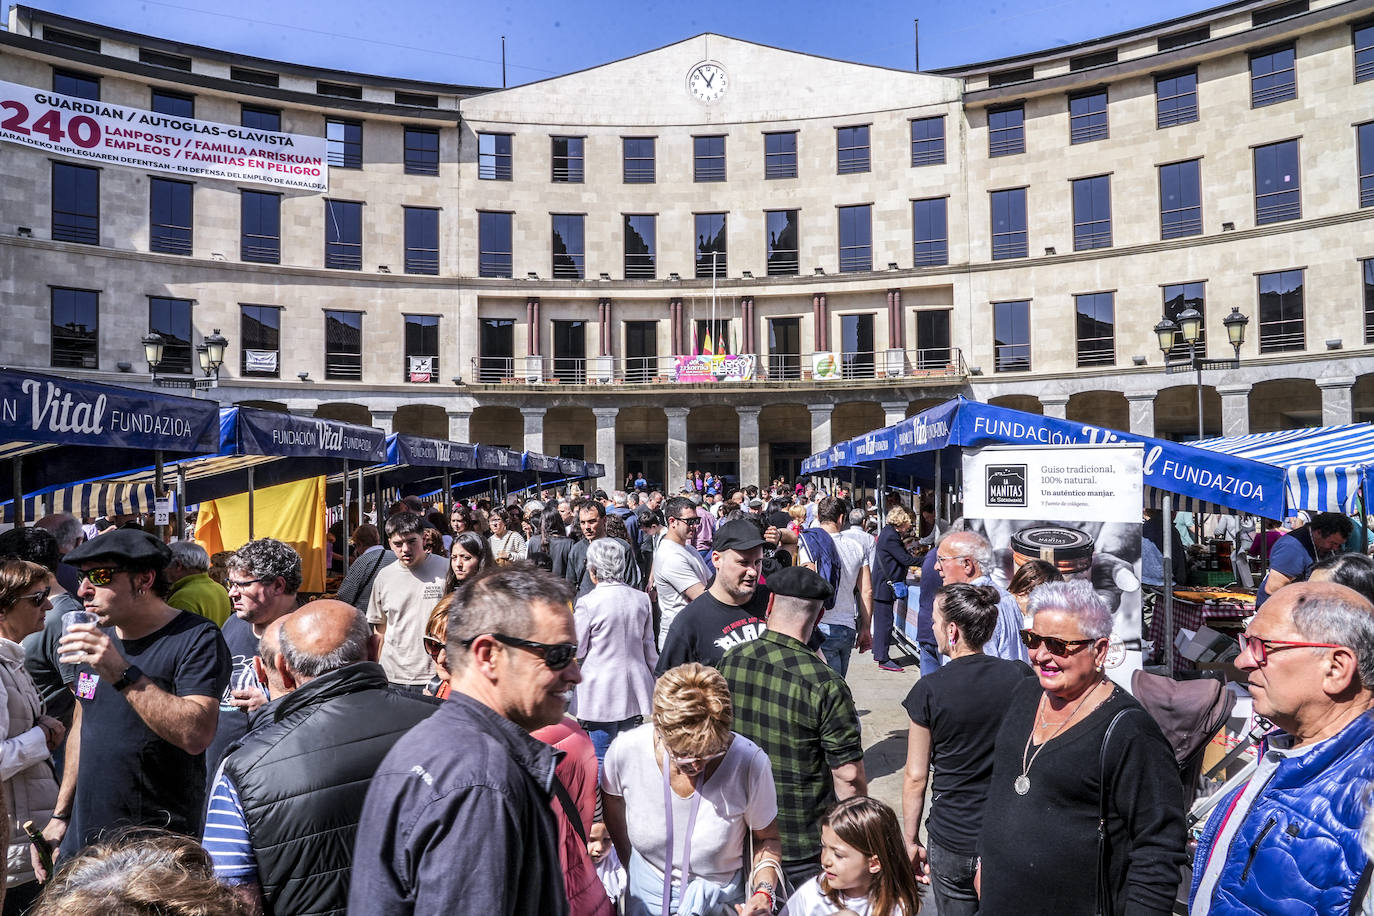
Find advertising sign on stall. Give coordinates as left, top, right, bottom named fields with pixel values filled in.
left=673, top=354, right=755, bottom=383
left=0, top=79, right=329, bottom=191
left=963, top=444, right=1145, bottom=685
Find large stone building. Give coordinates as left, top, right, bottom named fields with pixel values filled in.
left=2, top=0, right=1372, bottom=490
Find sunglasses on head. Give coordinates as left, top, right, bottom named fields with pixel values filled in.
left=461, top=632, right=578, bottom=670
left=80, top=567, right=126, bottom=588
left=1020, top=629, right=1098, bottom=656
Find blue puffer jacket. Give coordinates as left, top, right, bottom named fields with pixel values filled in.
left=1190, top=711, right=1374, bottom=916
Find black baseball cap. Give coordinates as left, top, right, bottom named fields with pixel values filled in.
left=712, top=520, right=769, bottom=554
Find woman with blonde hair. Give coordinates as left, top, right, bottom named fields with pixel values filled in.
left=871, top=507, right=922, bottom=673
left=602, top=663, right=783, bottom=916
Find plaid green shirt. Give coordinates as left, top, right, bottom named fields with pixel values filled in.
left=719, top=629, right=863, bottom=865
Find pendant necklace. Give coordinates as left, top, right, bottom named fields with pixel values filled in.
left=1015, top=678, right=1102, bottom=796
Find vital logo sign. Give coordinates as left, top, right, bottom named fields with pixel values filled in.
left=986, top=465, right=1028, bottom=507
left=22, top=379, right=106, bottom=435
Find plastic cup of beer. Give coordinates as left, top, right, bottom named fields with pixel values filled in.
left=61, top=610, right=98, bottom=634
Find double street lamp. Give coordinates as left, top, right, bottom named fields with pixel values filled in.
left=1153, top=306, right=1250, bottom=442
left=143, top=328, right=229, bottom=393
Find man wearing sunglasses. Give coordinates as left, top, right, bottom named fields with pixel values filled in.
left=651, top=496, right=711, bottom=643
left=1191, top=581, right=1374, bottom=916
left=50, top=529, right=231, bottom=862
left=353, top=566, right=580, bottom=915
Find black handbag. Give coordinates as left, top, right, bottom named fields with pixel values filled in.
left=1094, top=708, right=1135, bottom=916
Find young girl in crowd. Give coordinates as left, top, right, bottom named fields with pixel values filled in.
left=782, top=797, right=921, bottom=916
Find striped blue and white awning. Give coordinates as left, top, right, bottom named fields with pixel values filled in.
left=1183, top=424, right=1374, bottom=515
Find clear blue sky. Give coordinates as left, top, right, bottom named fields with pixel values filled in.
left=21, top=0, right=1218, bottom=87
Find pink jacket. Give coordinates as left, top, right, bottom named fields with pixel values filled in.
left=533, top=717, right=613, bottom=916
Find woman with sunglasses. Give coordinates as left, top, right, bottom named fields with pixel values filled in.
left=0, top=560, right=66, bottom=914
left=978, top=580, right=1185, bottom=916
left=443, top=531, right=494, bottom=596
left=602, top=663, right=783, bottom=916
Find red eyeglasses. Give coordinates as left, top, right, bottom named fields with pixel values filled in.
left=1237, top=632, right=1345, bottom=665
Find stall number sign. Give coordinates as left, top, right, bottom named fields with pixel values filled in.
left=154, top=497, right=173, bottom=526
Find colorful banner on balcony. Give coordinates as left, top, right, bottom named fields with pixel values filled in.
left=0, top=79, right=328, bottom=191
left=673, top=354, right=755, bottom=383
left=408, top=357, right=433, bottom=383
left=811, top=352, right=841, bottom=380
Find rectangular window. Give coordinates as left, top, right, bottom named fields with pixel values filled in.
left=477, top=133, right=512, bottom=180
left=1253, top=1, right=1307, bottom=27
left=764, top=131, right=798, bottom=180
left=916, top=309, right=951, bottom=369
left=53, top=69, right=98, bottom=100
left=552, top=136, right=584, bottom=183
left=1158, top=25, right=1210, bottom=52
left=241, top=190, right=281, bottom=264
left=240, top=304, right=281, bottom=378
left=478, top=318, right=515, bottom=382
left=151, top=89, right=194, bottom=118
left=1069, top=90, right=1108, bottom=144
left=1159, top=159, right=1202, bottom=239
left=1072, top=175, right=1112, bottom=250
left=994, top=300, right=1031, bottom=372
left=837, top=126, right=870, bottom=174
left=624, top=214, right=656, bottom=279
left=139, top=48, right=192, bottom=71
left=1156, top=69, right=1198, bottom=128
left=990, top=188, right=1028, bottom=260
left=149, top=296, right=192, bottom=374
left=231, top=67, right=278, bottom=87
left=695, top=319, right=731, bottom=355
left=1359, top=122, right=1374, bottom=208
left=552, top=320, right=586, bottom=383
left=1162, top=282, right=1206, bottom=360
left=910, top=116, right=946, bottom=166
left=694, top=136, right=726, bottom=182
left=1258, top=269, right=1305, bottom=352
left=1254, top=139, right=1301, bottom=224
left=768, top=318, right=801, bottom=380
left=623, top=137, right=655, bottom=183
left=241, top=106, right=281, bottom=132
left=317, top=81, right=362, bottom=99
left=988, top=105, right=1025, bottom=157
left=478, top=211, right=513, bottom=278
left=1075, top=292, right=1115, bottom=366
left=43, top=28, right=100, bottom=54
left=841, top=313, right=875, bottom=378
left=695, top=213, right=726, bottom=278
left=404, top=127, right=440, bottom=176
left=326, top=119, right=363, bottom=169
left=403, top=207, right=439, bottom=275
left=394, top=91, right=438, bottom=108
left=51, top=287, right=98, bottom=369
left=1364, top=259, right=1374, bottom=344
left=404, top=315, right=440, bottom=383
left=1357, top=22, right=1374, bottom=83
left=551, top=214, right=585, bottom=279
left=325, top=200, right=362, bottom=270
left=149, top=178, right=193, bottom=255
left=626, top=320, right=658, bottom=382
left=912, top=197, right=948, bottom=267
left=324, top=310, right=363, bottom=381
left=766, top=210, right=799, bottom=276
left=838, top=204, right=872, bottom=272
left=1251, top=45, right=1297, bottom=107
left=52, top=162, right=99, bottom=245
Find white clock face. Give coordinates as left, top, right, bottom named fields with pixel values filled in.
left=687, top=62, right=728, bottom=103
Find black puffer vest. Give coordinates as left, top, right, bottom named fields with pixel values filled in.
left=222, top=662, right=439, bottom=916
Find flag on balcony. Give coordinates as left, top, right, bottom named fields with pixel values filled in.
left=702, top=331, right=715, bottom=357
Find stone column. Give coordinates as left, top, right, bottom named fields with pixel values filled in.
left=737, top=406, right=761, bottom=488
left=740, top=297, right=756, bottom=354
left=1125, top=392, right=1155, bottom=437
left=521, top=406, right=546, bottom=454
left=808, top=403, right=834, bottom=453
left=881, top=400, right=907, bottom=428
left=447, top=408, right=473, bottom=443
left=1041, top=394, right=1069, bottom=420
left=1217, top=383, right=1252, bottom=438
left=593, top=407, right=619, bottom=492
left=593, top=298, right=614, bottom=383
left=669, top=298, right=684, bottom=356
left=665, top=407, right=690, bottom=490
left=370, top=408, right=395, bottom=435
left=1317, top=375, right=1357, bottom=426
left=812, top=293, right=829, bottom=351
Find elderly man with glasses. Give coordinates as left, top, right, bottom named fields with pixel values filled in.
left=935, top=530, right=1029, bottom=664
left=1191, top=580, right=1374, bottom=916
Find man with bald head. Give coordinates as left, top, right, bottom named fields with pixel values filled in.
left=203, top=599, right=438, bottom=916
left=1191, top=581, right=1374, bottom=915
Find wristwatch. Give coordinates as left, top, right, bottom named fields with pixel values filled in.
left=112, top=665, right=144, bottom=693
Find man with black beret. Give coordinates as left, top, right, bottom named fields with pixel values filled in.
left=49, top=529, right=231, bottom=863
left=720, top=564, right=868, bottom=897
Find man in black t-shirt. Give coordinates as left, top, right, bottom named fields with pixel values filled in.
left=51, top=529, right=230, bottom=862
left=656, top=520, right=769, bottom=671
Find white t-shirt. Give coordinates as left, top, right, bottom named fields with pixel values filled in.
left=799, top=529, right=868, bottom=628
left=781, top=877, right=894, bottom=916
left=653, top=538, right=711, bottom=642
left=601, top=724, right=777, bottom=886
left=367, top=552, right=447, bottom=685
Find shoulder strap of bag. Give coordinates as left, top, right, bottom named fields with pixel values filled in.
left=552, top=774, right=589, bottom=846
left=338, top=548, right=388, bottom=605
left=1095, top=706, right=1135, bottom=916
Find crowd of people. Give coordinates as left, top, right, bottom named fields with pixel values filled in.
left=0, top=480, right=1363, bottom=916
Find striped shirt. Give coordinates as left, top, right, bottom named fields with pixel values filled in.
left=202, top=771, right=257, bottom=883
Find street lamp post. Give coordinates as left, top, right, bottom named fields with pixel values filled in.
left=144, top=328, right=229, bottom=394
left=1153, top=305, right=1250, bottom=442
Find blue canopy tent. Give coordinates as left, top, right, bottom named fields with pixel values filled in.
left=0, top=368, right=220, bottom=524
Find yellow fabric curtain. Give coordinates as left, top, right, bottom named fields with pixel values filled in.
left=195, top=476, right=327, bottom=593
